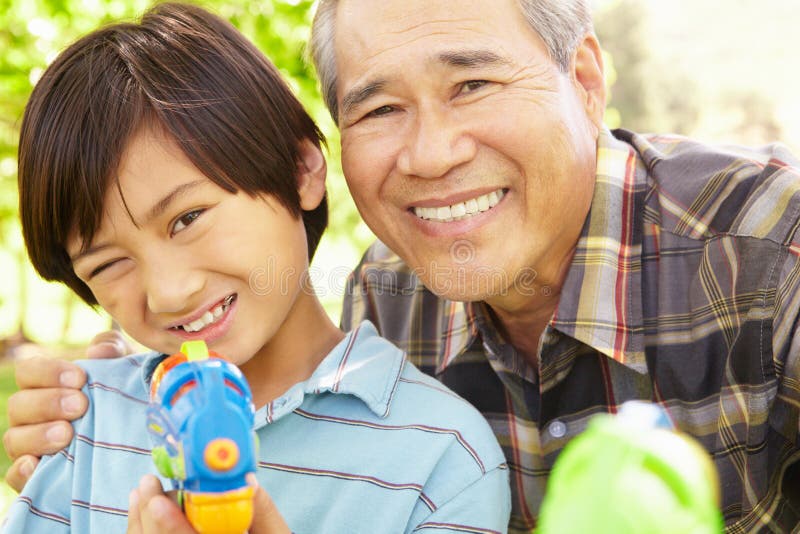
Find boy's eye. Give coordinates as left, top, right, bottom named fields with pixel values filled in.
left=88, top=260, right=118, bottom=279
left=171, top=209, right=204, bottom=235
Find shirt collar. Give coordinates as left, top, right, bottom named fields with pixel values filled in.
left=439, top=128, right=647, bottom=375
left=140, top=320, right=407, bottom=424
left=550, top=127, right=646, bottom=373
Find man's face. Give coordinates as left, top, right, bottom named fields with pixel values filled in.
left=335, top=0, right=605, bottom=309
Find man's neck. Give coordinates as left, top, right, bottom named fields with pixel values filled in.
left=487, top=297, right=557, bottom=369
left=483, top=249, right=575, bottom=369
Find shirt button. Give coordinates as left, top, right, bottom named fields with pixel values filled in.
left=548, top=420, right=567, bottom=438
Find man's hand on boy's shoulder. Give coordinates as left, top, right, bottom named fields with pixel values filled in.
left=127, top=474, right=292, bottom=534
left=3, top=330, right=131, bottom=491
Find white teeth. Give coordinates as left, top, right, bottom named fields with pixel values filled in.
left=413, top=189, right=505, bottom=223
left=179, top=299, right=231, bottom=332
left=451, top=202, right=466, bottom=218
left=188, top=318, right=205, bottom=332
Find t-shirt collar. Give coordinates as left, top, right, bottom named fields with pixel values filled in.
left=140, top=320, right=406, bottom=426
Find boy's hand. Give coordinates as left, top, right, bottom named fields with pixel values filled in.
left=127, top=474, right=291, bottom=534
left=3, top=331, right=129, bottom=491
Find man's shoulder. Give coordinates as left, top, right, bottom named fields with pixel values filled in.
left=349, top=240, right=420, bottom=285
left=342, top=240, right=448, bottom=343
left=616, top=128, right=800, bottom=243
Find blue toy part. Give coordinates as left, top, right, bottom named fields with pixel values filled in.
left=147, top=341, right=257, bottom=533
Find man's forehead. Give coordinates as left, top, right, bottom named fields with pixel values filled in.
left=334, top=0, right=527, bottom=52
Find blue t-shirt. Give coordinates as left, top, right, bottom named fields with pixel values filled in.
left=4, top=321, right=510, bottom=533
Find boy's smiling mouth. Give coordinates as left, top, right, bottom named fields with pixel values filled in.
left=171, top=294, right=236, bottom=333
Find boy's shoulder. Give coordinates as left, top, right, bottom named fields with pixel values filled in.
left=75, top=351, right=159, bottom=404
left=393, top=361, right=503, bottom=455
left=337, top=322, right=504, bottom=466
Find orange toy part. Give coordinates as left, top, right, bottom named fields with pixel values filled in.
left=150, top=348, right=231, bottom=399
left=204, top=438, right=240, bottom=471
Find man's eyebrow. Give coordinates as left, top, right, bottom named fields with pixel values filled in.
left=340, top=79, right=387, bottom=118
left=437, top=50, right=512, bottom=69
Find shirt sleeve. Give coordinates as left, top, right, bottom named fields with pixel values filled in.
left=771, top=243, right=800, bottom=446
left=409, top=466, right=511, bottom=534
left=1, top=430, right=77, bottom=533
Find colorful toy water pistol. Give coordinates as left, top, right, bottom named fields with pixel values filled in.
left=538, top=401, right=724, bottom=534
left=147, top=340, right=257, bottom=534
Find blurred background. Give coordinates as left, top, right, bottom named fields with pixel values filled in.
left=0, top=0, right=798, bottom=514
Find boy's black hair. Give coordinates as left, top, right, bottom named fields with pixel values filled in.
left=18, top=2, right=327, bottom=305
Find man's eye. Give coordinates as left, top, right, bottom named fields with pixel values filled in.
left=171, top=209, right=204, bottom=235
left=366, top=105, right=395, bottom=119
left=459, top=80, right=489, bottom=94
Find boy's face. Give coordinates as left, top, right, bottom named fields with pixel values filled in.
left=67, top=127, right=316, bottom=367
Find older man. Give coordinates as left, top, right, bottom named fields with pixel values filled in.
left=6, top=0, right=800, bottom=531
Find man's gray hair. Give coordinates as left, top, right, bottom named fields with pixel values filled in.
left=308, top=0, right=593, bottom=122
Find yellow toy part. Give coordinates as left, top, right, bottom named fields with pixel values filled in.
left=184, top=486, right=254, bottom=534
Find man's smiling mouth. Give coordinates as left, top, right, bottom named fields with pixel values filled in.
left=412, top=188, right=506, bottom=222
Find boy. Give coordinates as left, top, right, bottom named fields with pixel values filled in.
left=5, top=3, right=510, bottom=532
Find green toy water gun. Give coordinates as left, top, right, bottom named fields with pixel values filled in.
left=538, top=401, right=725, bottom=533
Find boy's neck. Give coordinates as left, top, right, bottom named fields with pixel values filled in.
left=239, top=287, right=345, bottom=408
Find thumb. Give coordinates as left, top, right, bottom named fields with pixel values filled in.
left=86, top=331, right=132, bottom=359
left=246, top=473, right=291, bottom=534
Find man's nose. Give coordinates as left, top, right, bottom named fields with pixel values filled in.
left=396, top=106, right=477, bottom=179
left=143, top=257, right=205, bottom=315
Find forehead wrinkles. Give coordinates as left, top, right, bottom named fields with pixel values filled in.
left=337, top=17, right=513, bottom=90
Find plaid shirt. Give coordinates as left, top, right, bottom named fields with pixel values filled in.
left=341, top=128, right=800, bottom=533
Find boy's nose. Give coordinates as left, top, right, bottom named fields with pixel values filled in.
left=143, top=262, right=205, bottom=315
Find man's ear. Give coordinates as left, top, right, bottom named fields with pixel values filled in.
left=296, top=139, right=327, bottom=211
left=572, top=34, right=606, bottom=130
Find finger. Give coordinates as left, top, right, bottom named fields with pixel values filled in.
left=126, top=489, right=142, bottom=534
left=86, top=331, right=133, bottom=359
left=7, top=388, right=87, bottom=426
left=136, top=475, right=192, bottom=534
left=15, top=357, right=86, bottom=390
left=142, top=495, right=196, bottom=534
left=247, top=473, right=291, bottom=534
left=4, top=455, right=39, bottom=493
left=3, top=421, right=74, bottom=460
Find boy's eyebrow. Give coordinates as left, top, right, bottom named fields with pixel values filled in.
left=70, top=243, right=111, bottom=264
left=143, top=179, right=207, bottom=225
left=70, top=179, right=206, bottom=264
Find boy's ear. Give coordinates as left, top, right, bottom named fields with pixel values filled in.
left=296, top=139, right=327, bottom=211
